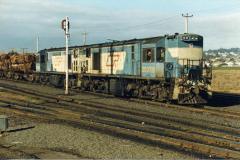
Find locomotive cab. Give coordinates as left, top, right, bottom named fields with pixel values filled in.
left=139, top=33, right=211, bottom=104
left=141, top=37, right=166, bottom=78
left=165, top=33, right=212, bottom=104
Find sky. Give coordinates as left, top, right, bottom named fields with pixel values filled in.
left=0, top=0, right=240, bottom=52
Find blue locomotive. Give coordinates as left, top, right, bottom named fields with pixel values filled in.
left=35, top=33, right=212, bottom=104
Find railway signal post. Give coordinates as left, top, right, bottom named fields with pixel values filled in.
left=61, top=17, right=70, bottom=95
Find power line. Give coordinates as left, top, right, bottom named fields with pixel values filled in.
left=74, top=2, right=240, bottom=35
left=89, top=2, right=240, bottom=34
left=73, top=15, right=179, bottom=35
left=114, top=15, right=179, bottom=31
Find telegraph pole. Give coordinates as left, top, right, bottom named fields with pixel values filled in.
left=61, top=17, right=70, bottom=95
left=82, top=32, right=88, bottom=45
left=36, top=36, right=39, bottom=53
left=182, top=13, right=193, bottom=33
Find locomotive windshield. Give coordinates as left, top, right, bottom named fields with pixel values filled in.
left=180, top=35, right=203, bottom=47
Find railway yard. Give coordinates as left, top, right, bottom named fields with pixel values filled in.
left=2, top=0, right=240, bottom=159
left=0, top=79, right=239, bottom=159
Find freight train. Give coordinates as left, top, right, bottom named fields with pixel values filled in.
left=0, top=33, right=212, bottom=104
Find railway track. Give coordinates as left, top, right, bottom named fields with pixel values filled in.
left=2, top=80, right=240, bottom=131
left=79, top=90, right=240, bottom=121
left=0, top=82, right=240, bottom=158
left=1, top=100, right=240, bottom=159
left=1, top=83, right=240, bottom=135
left=1, top=79, right=240, bottom=121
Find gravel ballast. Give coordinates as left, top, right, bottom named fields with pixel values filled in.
left=0, top=80, right=239, bottom=159
left=2, top=122, right=198, bottom=159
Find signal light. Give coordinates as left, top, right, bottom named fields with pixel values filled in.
left=61, top=19, right=70, bottom=31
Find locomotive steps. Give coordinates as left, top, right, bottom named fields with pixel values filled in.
left=0, top=81, right=240, bottom=158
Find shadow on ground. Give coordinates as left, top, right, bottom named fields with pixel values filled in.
left=207, top=92, right=240, bottom=107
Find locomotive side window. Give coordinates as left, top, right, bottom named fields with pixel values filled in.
left=86, top=48, right=91, bottom=58
left=93, top=52, right=101, bottom=70
left=68, top=54, right=72, bottom=69
left=143, top=48, right=154, bottom=63
left=131, top=45, right=135, bottom=60
left=156, top=47, right=165, bottom=62
left=40, top=55, right=45, bottom=63
left=73, top=49, right=78, bottom=58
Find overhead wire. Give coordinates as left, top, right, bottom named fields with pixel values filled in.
left=72, top=15, right=179, bottom=34
left=70, top=1, right=240, bottom=44
left=75, top=2, right=240, bottom=35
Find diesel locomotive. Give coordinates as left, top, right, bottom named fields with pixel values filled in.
left=0, top=33, right=212, bottom=104
left=35, top=33, right=211, bottom=104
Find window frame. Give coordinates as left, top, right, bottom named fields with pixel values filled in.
left=156, top=47, right=165, bottom=62
left=40, top=54, right=45, bottom=63
left=131, top=45, right=135, bottom=60
left=143, top=48, right=155, bottom=63
left=68, top=54, right=72, bottom=69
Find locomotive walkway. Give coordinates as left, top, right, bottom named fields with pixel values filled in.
left=0, top=80, right=240, bottom=159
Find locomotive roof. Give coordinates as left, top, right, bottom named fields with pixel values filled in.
left=40, top=33, right=202, bottom=52
left=42, top=35, right=164, bottom=52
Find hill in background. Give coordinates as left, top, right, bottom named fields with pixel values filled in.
left=204, top=48, right=240, bottom=67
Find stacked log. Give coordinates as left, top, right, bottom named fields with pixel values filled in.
left=0, top=53, right=36, bottom=73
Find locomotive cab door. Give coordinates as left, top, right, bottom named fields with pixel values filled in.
left=92, top=51, right=101, bottom=73
left=142, top=46, right=165, bottom=78
left=155, top=47, right=165, bottom=78
left=142, top=48, right=156, bottom=78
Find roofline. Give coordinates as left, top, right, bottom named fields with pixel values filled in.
left=40, top=35, right=164, bottom=52
left=40, top=33, right=202, bottom=52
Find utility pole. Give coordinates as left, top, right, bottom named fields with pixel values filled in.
left=36, top=36, right=39, bottom=54
left=61, top=16, right=70, bottom=95
left=182, top=13, right=193, bottom=33
left=21, top=48, right=28, bottom=54
left=82, top=32, right=88, bottom=45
